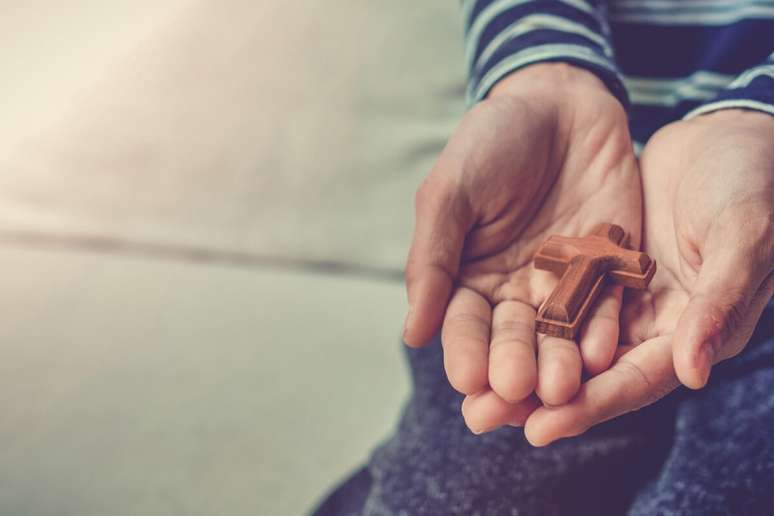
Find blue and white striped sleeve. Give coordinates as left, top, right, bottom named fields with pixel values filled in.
left=463, top=0, right=628, bottom=108
left=684, top=53, right=774, bottom=119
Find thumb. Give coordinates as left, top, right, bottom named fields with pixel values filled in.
left=403, top=177, right=472, bottom=347
left=672, top=226, right=773, bottom=389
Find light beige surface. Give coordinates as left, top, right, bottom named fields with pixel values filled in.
left=0, top=2, right=465, bottom=514
left=0, top=245, right=409, bottom=516
left=0, top=1, right=465, bottom=271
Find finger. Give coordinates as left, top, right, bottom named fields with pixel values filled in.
left=535, top=335, right=582, bottom=406
left=462, top=390, right=540, bottom=434
left=403, top=177, right=472, bottom=347
left=488, top=300, right=537, bottom=402
left=579, top=285, right=623, bottom=375
left=525, top=335, right=677, bottom=447
left=441, top=287, right=491, bottom=395
left=673, top=224, right=773, bottom=389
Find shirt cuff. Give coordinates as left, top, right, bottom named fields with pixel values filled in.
left=464, top=1, right=629, bottom=109
left=684, top=59, right=774, bottom=119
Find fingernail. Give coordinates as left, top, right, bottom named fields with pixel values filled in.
left=465, top=421, right=484, bottom=435
left=464, top=416, right=492, bottom=435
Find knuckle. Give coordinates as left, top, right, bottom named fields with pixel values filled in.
left=544, top=343, right=580, bottom=368
left=492, top=321, right=535, bottom=349
left=610, top=361, right=652, bottom=408
left=690, top=290, right=755, bottom=359
left=612, top=359, right=673, bottom=409
left=700, top=295, right=749, bottom=353
left=723, top=300, right=747, bottom=337
left=493, top=318, right=533, bottom=336
left=444, top=311, right=490, bottom=336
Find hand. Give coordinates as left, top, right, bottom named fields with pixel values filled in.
left=402, top=63, right=642, bottom=433
left=524, top=109, right=774, bottom=446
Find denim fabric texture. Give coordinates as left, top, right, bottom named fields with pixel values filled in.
left=314, top=300, right=774, bottom=516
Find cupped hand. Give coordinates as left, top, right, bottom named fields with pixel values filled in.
left=524, top=109, right=774, bottom=446
left=402, top=63, right=642, bottom=433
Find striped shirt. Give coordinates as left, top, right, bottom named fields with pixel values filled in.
left=463, top=0, right=774, bottom=148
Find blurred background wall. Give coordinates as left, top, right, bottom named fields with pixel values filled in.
left=0, top=1, right=465, bottom=515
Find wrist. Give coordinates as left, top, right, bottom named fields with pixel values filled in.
left=488, top=62, right=611, bottom=101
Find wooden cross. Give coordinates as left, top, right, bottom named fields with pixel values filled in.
left=533, top=223, right=656, bottom=339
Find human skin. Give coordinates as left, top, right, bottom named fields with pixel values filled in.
left=402, top=63, right=643, bottom=432
left=523, top=109, right=774, bottom=446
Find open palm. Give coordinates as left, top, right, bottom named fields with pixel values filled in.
left=523, top=110, right=774, bottom=446
left=403, top=65, right=642, bottom=433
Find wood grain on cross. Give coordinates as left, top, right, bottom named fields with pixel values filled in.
left=533, top=223, right=656, bottom=339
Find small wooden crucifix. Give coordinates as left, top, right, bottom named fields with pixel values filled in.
left=533, top=223, right=656, bottom=339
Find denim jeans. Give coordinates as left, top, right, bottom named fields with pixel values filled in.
left=314, top=300, right=774, bottom=516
